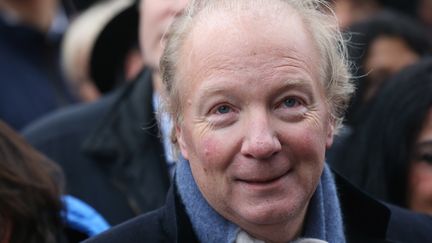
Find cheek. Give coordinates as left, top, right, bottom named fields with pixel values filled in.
left=188, top=135, right=233, bottom=198
left=408, top=163, right=432, bottom=213
left=279, top=123, right=327, bottom=187
left=296, top=134, right=326, bottom=174
left=285, top=123, right=328, bottom=160
left=200, top=137, right=218, bottom=162
left=195, top=135, right=231, bottom=170
left=292, top=130, right=326, bottom=193
left=186, top=126, right=240, bottom=179
left=409, top=163, right=432, bottom=193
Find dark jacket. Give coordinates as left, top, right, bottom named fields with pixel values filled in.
left=0, top=15, right=76, bottom=130
left=84, top=173, right=432, bottom=243
left=23, top=70, right=171, bottom=225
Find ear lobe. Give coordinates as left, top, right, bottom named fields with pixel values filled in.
left=176, top=124, right=189, bottom=160
left=325, top=121, right=335, bottom=149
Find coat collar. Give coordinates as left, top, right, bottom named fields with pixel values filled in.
left=82, top=70, right=157, bottom=160
left=161, top=184, right=199, bottom=243
left=81, top=69, right=170, bottom=215
left=333, top=172, right=397, bottom=243
left=162, top=172, right=398, bottom=243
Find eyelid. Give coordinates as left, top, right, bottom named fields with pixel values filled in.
left=205, top=102, right=239, bottom=128
left=275, top=95, right=306, bottom=109
left=208, top=103, right=237, bottom=115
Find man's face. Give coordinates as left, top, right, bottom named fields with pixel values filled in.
left=175, top=7, right=334, bottom=240
left=139, top=0, right=189, bottom=71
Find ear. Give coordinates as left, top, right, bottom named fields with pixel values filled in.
left=325, top=119, right=335, bottom=149
left=176, top=124, right=190, bottom=160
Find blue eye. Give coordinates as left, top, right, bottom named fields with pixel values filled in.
left=283, top=98, right=298, bottom=108
left=216, top=105, right=231, bottom=114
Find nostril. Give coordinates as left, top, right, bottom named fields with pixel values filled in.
left=241, top=136, right=282, bottom=159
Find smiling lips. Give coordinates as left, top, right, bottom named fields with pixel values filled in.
left=237, top=169, right=291, bottom=185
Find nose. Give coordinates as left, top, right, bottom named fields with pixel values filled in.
left=240, top=115, right=282, bottom=160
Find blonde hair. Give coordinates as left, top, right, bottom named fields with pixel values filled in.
left=160, top=0, right=354, bottom=146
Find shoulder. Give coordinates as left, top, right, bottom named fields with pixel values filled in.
left=83, top=208, right=169, bottom=243
left=83, top=184, right=199, bottom=243
left=84, top=183, right=175, bottom=243
left=22, top=69, right=153, bottom=147
left=334, top=171, right=432, bottom=242
left=386, top=204, right=432, bottom=242
left=22, top=91, right=119, bottom=145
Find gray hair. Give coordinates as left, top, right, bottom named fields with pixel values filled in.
left=160, top=0, right=354, bottom=146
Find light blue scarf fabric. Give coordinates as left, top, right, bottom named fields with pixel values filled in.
left=302, top=164, right=346, bottom=242
left=175, top=158, right=345, bottom=242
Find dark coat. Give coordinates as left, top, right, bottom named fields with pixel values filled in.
left=0, top=16, right=76, bottom=130
left=84, top=172, right=432, bottom=243
left=23, top=70, right=171, bottom=225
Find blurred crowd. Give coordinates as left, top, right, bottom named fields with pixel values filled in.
left=1, top=0, right=432, bottom=242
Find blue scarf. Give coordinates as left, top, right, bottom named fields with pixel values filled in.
left=175, top=158, right=345, bottom=242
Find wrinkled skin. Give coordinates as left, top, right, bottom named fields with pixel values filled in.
left=175, top=6, right=335, bottom=243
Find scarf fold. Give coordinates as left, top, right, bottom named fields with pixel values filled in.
left=175, top=158, right=345, bottom=243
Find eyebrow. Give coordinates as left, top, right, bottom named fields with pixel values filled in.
left=279, top=79, right=315, bottom=94
left=196, top=78, right=317, bottom=107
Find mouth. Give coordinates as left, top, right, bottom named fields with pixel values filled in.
left=236, top=169, right=291, bottom=186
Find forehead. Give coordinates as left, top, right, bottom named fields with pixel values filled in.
left=177, top=4, right=321, bottom=90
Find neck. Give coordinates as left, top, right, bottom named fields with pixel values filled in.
left=0, top=0, right=57, bottom=33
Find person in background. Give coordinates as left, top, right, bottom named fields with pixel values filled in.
left=0, top=120, right=109, bottom=243
left=330, top=0, right=382, bottom=29
left=330, top=58, right=432, bottom=216
left=62, top=0, right=143, bottom=102
left=0, top=120, right=65, bottom=243
left=85, top=0, right=432, bottom=242
left=23, top=0, right=189, bottom=225
left=62, top=0, right=100, bottom=16
left=343, top=10, right=432, bottom=128
left=0, top=0, right=77, bottom=130
left=381, top=0, right=419, bottom=17
left=417, top=0, right=432, bottom=37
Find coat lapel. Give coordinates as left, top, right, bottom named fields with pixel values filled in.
left=82, top=70, right=170, bottom=215
left=334, top=172, right=398, bottom=243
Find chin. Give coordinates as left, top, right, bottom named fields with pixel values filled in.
left=236, top=198, right=307, bottom=226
